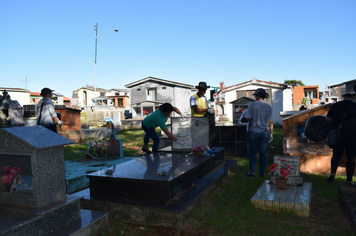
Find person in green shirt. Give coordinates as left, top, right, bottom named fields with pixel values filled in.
left=142, top=103, right=187, bottom=154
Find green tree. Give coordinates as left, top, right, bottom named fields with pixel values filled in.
left=284, top=80, right=305, bottom=86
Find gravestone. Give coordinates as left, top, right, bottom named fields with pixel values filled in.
left=269, top=155, right=303, bottom=186
left=171, top=117, right=210, bottom=151
left=0, top=126, right=108, bottom=235
left=112, top=111, right=121, bottom=127
left=106, top=132, right=124, bottom=158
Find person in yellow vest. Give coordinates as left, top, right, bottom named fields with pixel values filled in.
left=190, top=82, right=215, bottom=117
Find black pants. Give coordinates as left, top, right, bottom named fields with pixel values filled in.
left=330, top=133, right=356, bottom=181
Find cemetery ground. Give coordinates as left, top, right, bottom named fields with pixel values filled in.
left=65, top=128, right=353, bottom=236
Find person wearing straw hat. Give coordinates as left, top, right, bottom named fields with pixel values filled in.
left=37, top=87, right=63, bottom=133
left=190, top=82, right=215, bottom=117
left=326, top=89, right=356, bottom=185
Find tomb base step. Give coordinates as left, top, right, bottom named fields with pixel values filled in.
left=0, top=196, right=108, bottom=236
left=339, top=184, right=356, bottom=235
left=75, top=160, right=237, bottom=227
left=47, top=209, right=108, bottom=236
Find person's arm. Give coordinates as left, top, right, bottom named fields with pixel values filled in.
left=173, top=107, right=182, bottom=115
left=162, top=128, right=178, bottom=142
left=269, top=121, right=273, bottom=134
left=191, top=105, right=209, bottom=113
left=174, top=107, right=187, bottom=119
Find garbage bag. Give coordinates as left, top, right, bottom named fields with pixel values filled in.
left=304, top=115, right=332, bottom=142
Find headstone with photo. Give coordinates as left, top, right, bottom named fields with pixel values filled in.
left=269, top=155, right=303, bottom=186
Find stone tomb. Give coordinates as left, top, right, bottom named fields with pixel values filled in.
left=0, top=126, right=108, bottom=236
left=269, top=155, right=303, bottom=186
left=87, top=147, right=224, bottom=203
left=79, top=147, right=237, bottom=227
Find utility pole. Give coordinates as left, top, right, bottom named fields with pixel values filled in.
left=21, top=77, right=30, bottom=89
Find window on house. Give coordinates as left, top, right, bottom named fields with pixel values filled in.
left=304, top=89, right=317, bottom=99
left=118, top=98, right=123, bottom=107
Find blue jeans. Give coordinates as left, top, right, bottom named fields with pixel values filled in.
left=142, top=122, right=160, bottom=152
left=247, top=130, right=270, bottom=175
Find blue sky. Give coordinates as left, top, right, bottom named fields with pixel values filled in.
left=2, top=0, right=355, bottom=97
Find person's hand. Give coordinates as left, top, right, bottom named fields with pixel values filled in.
left=269, top=133, right=273, bottom=143
left=57, top=120, right=64, bottom=125
left=176, top=140, right=185, bottom=146
left=207, top=108, right=214, bottom=114
left=180, top=113, right=187, bottom=119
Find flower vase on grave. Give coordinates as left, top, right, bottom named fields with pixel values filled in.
left=275, top=178, right=287, bottom=190
left=97, top=149, right=106, bottom=158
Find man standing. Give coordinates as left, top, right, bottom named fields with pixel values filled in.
left=242, top=88, right=273, bottom=177
left=326, top=89, right=356, bottom=185
left=190, top=82, right=215, bottom=117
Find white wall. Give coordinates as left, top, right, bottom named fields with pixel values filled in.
left=7, top=91, right=30, bottom=106
left=173, top=87, right=196, bottom=117
left=77, top=89, right=99, bottom=107
left=223, top=85, right=292, bottom=125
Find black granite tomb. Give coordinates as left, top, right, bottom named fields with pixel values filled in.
left=87, top=147, right=224, bottom=204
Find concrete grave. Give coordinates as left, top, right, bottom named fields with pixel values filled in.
left=0, top=126, right=108, bottom=235
left=77, top=147, right=237, bottom=227
left=270, top=155, right=303, bottom=186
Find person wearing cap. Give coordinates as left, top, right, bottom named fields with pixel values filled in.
left=241, top=88, right=273, bottom=178
left=326, top=89, right=356, bottom=185
left=141, top=103, right=186, bottom=154
left=190, top=82, right=215, bottom=117
left=37, top=87, right=64, bottom=133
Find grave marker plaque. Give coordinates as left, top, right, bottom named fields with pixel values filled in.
left=270, top=155, right=303, bottom=186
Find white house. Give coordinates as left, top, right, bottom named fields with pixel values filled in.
left=73, top=86, right=109, bottom=108
left=125, top=76, right=195, bottom=117
left=0, top=87, right=31, bottom=106
left=221, top=78, right=293, bottom=125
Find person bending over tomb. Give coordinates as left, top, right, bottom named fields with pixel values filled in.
left=141, top=103, right=187, bottom=154
left=37, top=87, right=64, bottom=133
left=241, top=88, right=273, bottom=178
left=326, top=89, right=356, bottom=185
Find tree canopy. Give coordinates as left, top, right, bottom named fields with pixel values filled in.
left=284, top=80, right=305, bottom=86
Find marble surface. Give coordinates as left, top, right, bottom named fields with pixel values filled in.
left=88, top=147, right=224, bottom=181
left=87, top=147, right=225, bottom=203
left=251, top=180, right=312, bottom=217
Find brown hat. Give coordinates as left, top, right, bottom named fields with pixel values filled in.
left=196, top=82, right=210, bottom=89
left=40, top=87, right=54, bottom=96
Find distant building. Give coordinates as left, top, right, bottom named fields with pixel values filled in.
left=0, top=87, right=30, bottom=106
left=125, top=76, right=195, bottom=117
left=220, top=78, right=293, bottom=125
left=106, top=88, right=129, bottom=109
left=73, top=86, right=109, bottom=108
left=292, top=85, right=319, bottom=108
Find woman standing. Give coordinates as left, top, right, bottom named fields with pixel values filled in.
left=37, top=87, right=63, bottom=133
left=242, top=88, right=273, bottom=177
left=141, top=103, right=186, bottom=154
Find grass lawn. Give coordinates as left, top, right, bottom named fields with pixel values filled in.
left=65, top=128, right=353, bottom=236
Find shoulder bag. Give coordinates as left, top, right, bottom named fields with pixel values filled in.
left=37, top=99, right=57, bottom=133
left=327, top=102, right=353, bottom=148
